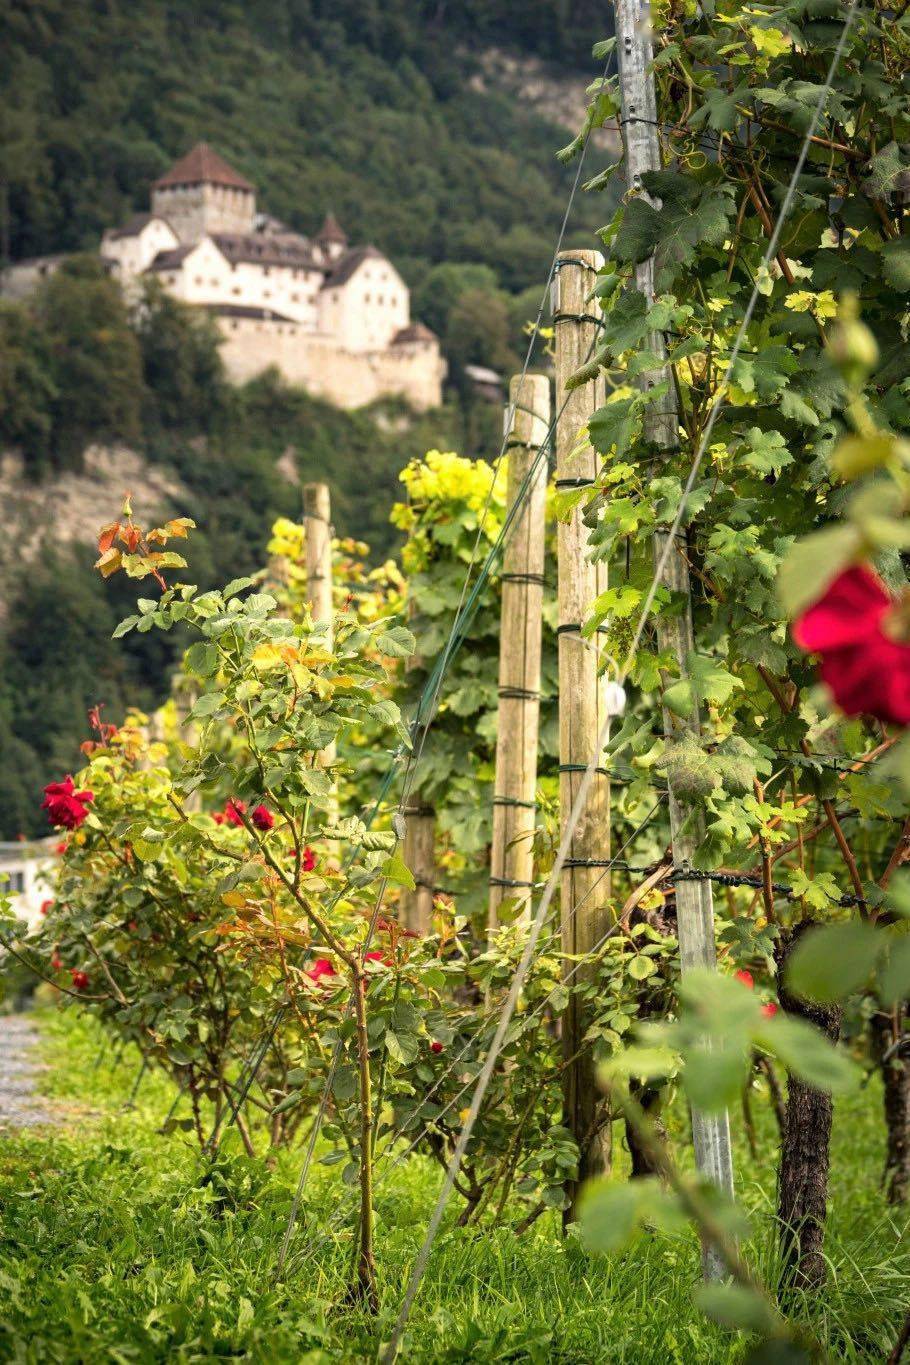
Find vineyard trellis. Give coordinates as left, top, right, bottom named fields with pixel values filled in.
left=12, top=0, right=910, bottom=1357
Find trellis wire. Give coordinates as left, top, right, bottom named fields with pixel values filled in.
left=382, top=5, right=858, bottom=1352
left=278, top=800, right=667, bottom=1276
left=272, top=55, right=621, bottom=1254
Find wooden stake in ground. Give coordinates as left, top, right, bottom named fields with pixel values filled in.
left=304, top=482, right=333, bottom=642
left=303, top=482, right=337, bottom=815
left=400, top=803, right=435, bottom=935
left=489, top=373, right=549, bottom=934
left=615, top=0, right=735, bottom=1260
left=554, top=248, right=613, bottom=1215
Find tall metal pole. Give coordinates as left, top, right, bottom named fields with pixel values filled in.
left=614, top=0, right=735, bottom=1267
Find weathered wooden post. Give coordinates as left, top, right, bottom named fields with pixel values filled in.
left=304, top=482, right=333, bottom=642
left=400, top=803, right=435, bottom=935
left=303, top=482, right=337, bottom=820
left=553, top=248, right=613, bottom=1214
left=488, top=374, right=549, bottom=933
left=615, top=0, right=735, bottom=1264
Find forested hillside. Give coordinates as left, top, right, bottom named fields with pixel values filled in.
left=3, top=1, right=606, bottom=284
left=0, top=1, right=615, bottom=837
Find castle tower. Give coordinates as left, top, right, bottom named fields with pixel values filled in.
left=315, top=212, right=348, bottom=262
left=151, top=143, right=256, bottom=243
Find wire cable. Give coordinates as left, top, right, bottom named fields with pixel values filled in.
left=381, top=6, right=858, bottom=1353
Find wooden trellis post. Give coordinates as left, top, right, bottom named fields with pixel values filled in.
left=400, top=804, right=435, bottom=935
left=615, top=0, right=735, bottom=1262
left=488, top=373, right=549, bottom=934
left=304, top=482, right=333, bottom=640
left=554, top=248, right=613, bottom=1214
left=304, top=482, right=337, bottom=819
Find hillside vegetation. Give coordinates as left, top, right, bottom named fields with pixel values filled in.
left=0, top=2, right=616, bottom=838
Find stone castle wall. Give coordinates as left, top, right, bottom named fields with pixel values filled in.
left=216, top=315, right=445, bottom=411
left=151, top=183, right=254, bottom=242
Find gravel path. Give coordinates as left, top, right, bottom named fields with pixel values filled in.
left=0, top=1013, right=60, bottom=1128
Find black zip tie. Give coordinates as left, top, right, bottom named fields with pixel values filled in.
left=498, top=685, right=540, bottom=701
left=553, top=256, right=600, bottom=273
left=500, top=571, right=546, bottom=586
left=556, top=623, right=610, bottom=635
left=489, top=876, right=535, bottom=889
left=492, top=796, right=537, bottom=809
left=554, top=477, right=595, bottom=488
left=552, top=311, right=605, bottom=328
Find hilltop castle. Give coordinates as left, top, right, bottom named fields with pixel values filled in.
left=2, top=143, right=445, bottom=411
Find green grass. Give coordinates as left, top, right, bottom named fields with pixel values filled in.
left=0, top=1006, right=907, bottom=1362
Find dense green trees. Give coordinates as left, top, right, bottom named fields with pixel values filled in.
left=1, top=2, right=607, bottom=280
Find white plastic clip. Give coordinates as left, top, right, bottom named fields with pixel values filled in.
left=604, top=681, right=627, bottom=717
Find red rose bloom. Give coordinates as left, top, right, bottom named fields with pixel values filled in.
left=430, top=1040, right=444, bottom=1054
left=251, top=804, right=274, bottom=831
left=41, top=777, right=94, bottom=830
left=305, top=957, right=336, bottom=984
left=302, top=846, right=316, bottom=872
left=55, top=842, right=68, bottom=856
left=761, top=1001, right=779, bottom=1018
left=212, top=811, right=226, bottom=825
left=70, top=969, right=89, bottom=991
left=793, top=565, right=910, bottom=726
left=224, top=799, right=247, bottom=827
left=735, top=969, right=754, bottom=990
left=40, top=900, right=53, bottom=916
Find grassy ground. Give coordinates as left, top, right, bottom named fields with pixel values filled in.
left=0, top=1005, right=907, bottom=1363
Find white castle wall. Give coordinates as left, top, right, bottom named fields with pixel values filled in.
left=102, top=219, right=179, bottom=283
left=319, top=257, right=408, bottom=352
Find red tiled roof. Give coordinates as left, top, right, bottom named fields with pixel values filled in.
left=212, top=231, right=321, bottom=270
left=153, top=143, right=255, bottom=193
left=320, top=244, right=386, bottom=289
left=392, top=323, right=436, bottom=345
left=316, top=212, right=347, bottom=245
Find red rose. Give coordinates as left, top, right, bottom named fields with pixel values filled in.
left=430, top=1040, right=443, bottom=1054
left=212, top=811, right=226, bottom=826
left=793, top=565, right=910, bottom=726
left=70, top=969, right=89, bottom=991
left=302, top=847, right=316, bottom=872
left=224, top=799, right=247, bottom=827
left=41, top=776, right=94, bottom=830
left=761, top=1001, right=779, bottom=1018
left=40, top=900, right=53, bottom=916
left=251, top=804, right=274, bottom=831
left=735, top=969, right=754, bottom=990
left=55, top=842, right=68, bottom=856
left=305, top=957, right=336, bottom=984
left=51, top=953, right=62, bottom=971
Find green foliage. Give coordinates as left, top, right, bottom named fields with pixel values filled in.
left=7, top=1005, right=906, bottom=1363
left=2, top=2, right=608, bottom=287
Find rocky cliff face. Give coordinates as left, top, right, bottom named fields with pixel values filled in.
left=0, top=446, right=186, bottom=618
